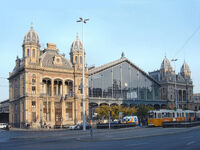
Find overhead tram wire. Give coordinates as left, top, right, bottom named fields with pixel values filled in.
left=173, top=24, right=200, bottom=59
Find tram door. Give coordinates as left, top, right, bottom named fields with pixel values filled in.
left=55, top=102, right=62, bottom=126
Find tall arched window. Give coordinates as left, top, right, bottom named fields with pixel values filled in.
left=80, top=56, right=82, bottom=64
left=33, top=49, right=35, bottom=57
left=27, top=49, right=29, bottom=57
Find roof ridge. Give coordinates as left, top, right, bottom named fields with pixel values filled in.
left=89, top=57, right=127, bottom=74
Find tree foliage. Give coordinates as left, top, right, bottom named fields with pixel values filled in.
left=95, top=105, right=137, bottom=120
left=95, top=105, right=110, bottom=119
left=136, top=104, right=155, bottom=120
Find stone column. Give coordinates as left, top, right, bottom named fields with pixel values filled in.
left=51, top=100, right=54, bottom=127
left=62, top=99, right=65, bottom=125
left=51, top=80, right=54, bottom=96
left=63, top=81, right=65, bottom=97
left=40, top=98, right=43, bottom=128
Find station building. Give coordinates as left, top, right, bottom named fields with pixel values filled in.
left=8, top=26, right=88, bottom=128
left=149, top=56, right=194, bottom=110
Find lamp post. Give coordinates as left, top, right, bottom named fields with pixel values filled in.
left=171, top=58, right=178, bottom=110
left=77, top=17, right=89, bottom=131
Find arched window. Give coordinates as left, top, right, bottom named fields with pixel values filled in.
left=80, top=56, right=82, bottom=64
left=75, top=56, right=78, bottom=64
left=33, top=49, right=35, bottom=57
left=27, top=49, right=29, bottom=57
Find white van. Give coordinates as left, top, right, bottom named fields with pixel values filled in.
left=0, top=123, right=7, bottom=129
left=122, top=116, right=139, bottom=125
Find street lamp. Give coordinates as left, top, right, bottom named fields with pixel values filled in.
left=77, top=17, right=89, bottom=131
left=171, top=58, right=178, bottom=110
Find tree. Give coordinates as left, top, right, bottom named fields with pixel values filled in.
left=136, top=104, right=154, bottom=125
left=121, top=106, right=137, bottom=116
left=110, top=105, right=120, bottom=120
left=95, top=105, right=110, bottom=120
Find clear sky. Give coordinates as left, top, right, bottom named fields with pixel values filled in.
left=0, top=0, right=200, bottom=101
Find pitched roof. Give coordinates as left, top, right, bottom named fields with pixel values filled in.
left=89, top=57, right=160, bottom=85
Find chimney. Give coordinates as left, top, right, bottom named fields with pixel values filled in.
left=47, top=43, right=57, bottom=50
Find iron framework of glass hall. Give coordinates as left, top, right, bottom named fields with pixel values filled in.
left=88, top=56, right=167, bottom=108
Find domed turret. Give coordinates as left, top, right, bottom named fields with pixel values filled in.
left=70, top=33, right=84, bottom=67
left=23, top=26, right=40, bottom=46
left=160, top=56, right=171, bottom=70
left=70, top=34, right=83, bottom=52
left=160, top=56, right=173, bottom=80
left=181, top=61, right=190, bottom=73
left=180, top=60, right=191, bottom=79
left=22, top=25, right=40, bottom=64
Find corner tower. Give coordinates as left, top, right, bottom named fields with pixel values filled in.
left=22, top=25, right=40, bottom=64
left=69, top=34, right=84, bottom=68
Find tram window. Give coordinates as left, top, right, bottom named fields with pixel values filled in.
left=173, top=113, right=175, bottom=117
left=186, top=113, right=188, bottom=117
left=167, top=113, right=170, bottom=117
left=162, top=113, right=167, bottom=118
left=170, top=113, right=173, bottom=117
left=158, top=113, right=161, bottom=118
left=149, top=113, right=154, bottom=119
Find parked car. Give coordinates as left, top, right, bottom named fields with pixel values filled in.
left=69, top=122, right=91, bottom=130
left=0, top=123, right=8, bottom=129
left=69, top=124, right=79, bottom=130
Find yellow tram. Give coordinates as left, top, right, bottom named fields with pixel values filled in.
left=148, top=109, right=195, bottom=127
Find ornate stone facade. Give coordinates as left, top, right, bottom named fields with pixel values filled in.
left=149, top=56, right=194, bottom=110
left=9, top=26, right=88, bottom=128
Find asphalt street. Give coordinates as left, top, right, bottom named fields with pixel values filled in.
left=0, top=127, right=200, bottom=150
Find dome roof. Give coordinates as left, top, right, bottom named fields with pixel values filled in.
left=40, top=50, right=73, bottom=70
left=23, top=26, right=40, bottom=45
left=70, top=34, right=83, bottom=52
left=181, top=61, right=190, bottom=73
left=161, top=56, right=171, bottom=69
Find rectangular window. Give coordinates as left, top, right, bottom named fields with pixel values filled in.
left=43, top=102, right=51, bottom=121
left=32, top=101, right=36, bottom=108
left=66, top=102, right=72, bottom=120
left=32, top=86, right=36, bottom=94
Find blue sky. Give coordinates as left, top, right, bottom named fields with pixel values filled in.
left=0, top=0, right=200, bottom=101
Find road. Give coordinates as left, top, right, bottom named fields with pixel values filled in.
left=0, top=127, right=200, bottom=150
